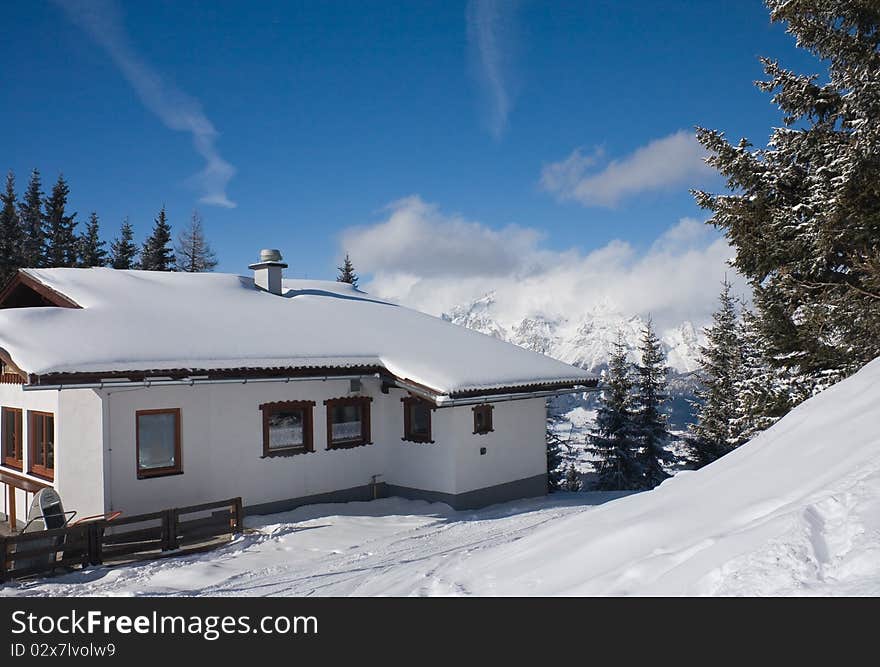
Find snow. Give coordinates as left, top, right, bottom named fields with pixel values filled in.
left=0, top=268, right=593, bottom=396
left=5, top=356, right=880, bottom=596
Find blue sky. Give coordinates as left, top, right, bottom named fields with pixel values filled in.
left=2, top=1, right=819, bottom=322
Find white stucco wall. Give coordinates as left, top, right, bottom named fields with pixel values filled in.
left=3, top=378, right=548, bottom=520
left=448, top=398, right=547, bottom=494
left=56, top=389, right=105, bottom=518
left=382, top=392, right=547, bottom=496
left=102, top=378, right=387, bottom=516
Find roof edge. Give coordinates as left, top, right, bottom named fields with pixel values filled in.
left=25, top=364, right=597, bottom=401
left=0, top=270, right=82, bottom=310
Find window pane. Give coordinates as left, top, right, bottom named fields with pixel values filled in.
left=33, top=416, right=45, bottom=466
left=3, top=410, right=16, bottom=458
left=45, top=415, right=54, bottom=469
left=331, top=404, right=362, bottom=442
left=138, top=412, right=177, bottom=470
left=268, top=409, right=305, bottom=449
left=475, top=407, right=491, bottom=433
left=411, top=404, right=430, bottom=436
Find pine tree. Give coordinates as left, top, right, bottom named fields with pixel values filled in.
left=18, top=169, right=43, bottom=268
left=690, top=280, right=741, bottom=467
left=42, top=175, right=79, bottom=267
left=337, top=253, right=358, bottom=287
left=633, top=319, right=673, bottom=488
left=729, top=307, right=794, bottom=445
left=563, top=463, right=582, bottom=492
left=78, top=212, right=108, bottom=268
left=140, top=207, right=175, bottom=271
left=693, top=0, right=880, bottom=406
left=546, top=409, right=566, bottom=492
left=109, top=218, right=138, bottom=269
left=174, top=211, right=217, bottom=272
left=0, top=171, right=23, bottom=283
left=589, top=334, right=642, bottom=490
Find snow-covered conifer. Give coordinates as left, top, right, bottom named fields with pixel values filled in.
left=693, top=0, right=880, bottom=403
left=633, top=319, right=673, bottom=488
left=140, top=207, right=175, bottom=271
left=589, top=333, right=642, bottom=490
left=78, top=212, right=108, bottom=267
left=0, top=171, right=23, bottom=282
left=109, top=218, right=138, bottom=270
left=690, top=280, right=741, bottom=466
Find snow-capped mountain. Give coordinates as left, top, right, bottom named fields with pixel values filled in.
left=442, top=292, right=705, bottom=430
left=442, top=292, right=703, bottom=374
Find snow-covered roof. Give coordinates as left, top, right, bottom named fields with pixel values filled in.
left=0, top=268, right=595, bottom=397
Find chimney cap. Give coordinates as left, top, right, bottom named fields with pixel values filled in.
left=260, top=248, right=283, bottom=263
left=249, top=248, right=288, bottom=271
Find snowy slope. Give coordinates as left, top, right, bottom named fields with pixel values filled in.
left=5, top=357, right=880, bottom=597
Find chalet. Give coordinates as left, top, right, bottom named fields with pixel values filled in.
left=0, top=251, right=596, bottom=531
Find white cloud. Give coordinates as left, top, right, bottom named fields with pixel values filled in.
left=53, top=0, right=236, bottom=208
left=341, top=196, right=746, bottom=331
left=466, top=0, right=519, bottom=140
left=540, top=130, right=712, bottom=207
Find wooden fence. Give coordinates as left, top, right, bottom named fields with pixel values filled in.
left=0, top=497, right=243, bottom=583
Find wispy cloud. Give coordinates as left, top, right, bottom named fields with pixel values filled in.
left=53, top=0, right=236, bottom=208
left=540, top=130, right=712, bottom=208
left=342, top=196, right=745, bottom=331
left=466, top=0, right=519, bottom=140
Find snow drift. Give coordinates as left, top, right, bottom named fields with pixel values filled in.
left=449, top=355, right=880, bottom=595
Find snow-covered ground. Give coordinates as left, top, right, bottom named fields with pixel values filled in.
left=4, top=357, right=880, bottom=597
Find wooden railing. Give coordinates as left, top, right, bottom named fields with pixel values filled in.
left=0, top=497, right=243, bottom=583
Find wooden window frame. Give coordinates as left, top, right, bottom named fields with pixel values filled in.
left=324, top=396, right=372, bottom=450
left=402, top=396, right=435, bottom=443
left=472, top=404, right=494, bottom=435
left=2, top=407, right=23, bottom=470
left=135, top=408, right=183, bottom=479
left=259, top=401, right=315, bottom=457
left=28, top=410, right=55, bottom=481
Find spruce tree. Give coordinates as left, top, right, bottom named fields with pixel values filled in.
left=18, top=169, right=43, bottom=268
left=729, top=308, right=794, bottom=445
left=0, top=171, right=23, bottom=283
left=140, top=207, right=175, bottom=271
left=690, top=280, right=741, bottom=467
left=563, top=463, right=582, bottom=492
left=589, top=334, right=642, bottom=490
left=109, top=218, right=138, bottom=269
left=693, top=0, right=880, bottom=404
left=78, top=212, right=108, bottom=267
left=633, top=319, right=673, bottom=488
left=42, top=175, right=79, bottom=267
left=175, top=211, right=217, bottom=272
left=546, top=410, right=566, bottom=492
left=337, top=253, right=358, bottom=287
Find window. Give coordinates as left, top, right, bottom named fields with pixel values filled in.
left=324, top=397, right=372, bottom=449
left=260, top=401, right=315, bottom=457
left=402, top=397, right=433, bottom=443
left=473, top=404, right=494, bottom=435
left=28, top=411, right=55, bottom=480
left=2, top=407, right=22, bottom=470
left=136, top=409, right=182, bottom=479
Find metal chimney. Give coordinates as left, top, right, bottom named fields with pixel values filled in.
left=249, top=249, right=288, bottom=295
